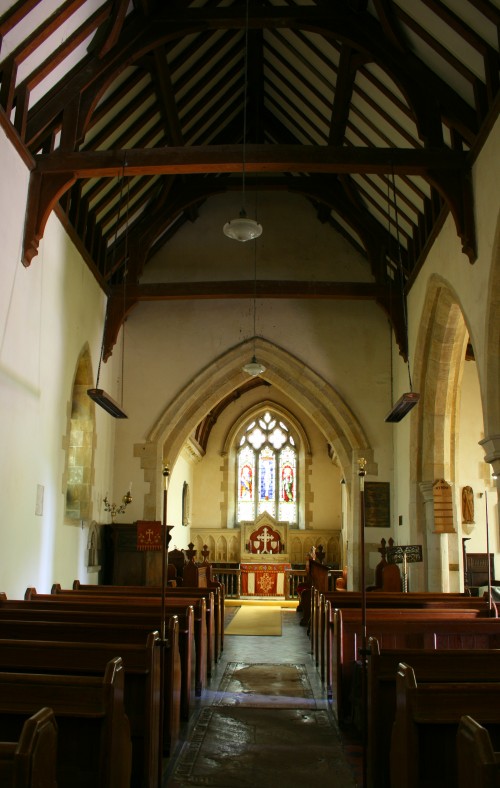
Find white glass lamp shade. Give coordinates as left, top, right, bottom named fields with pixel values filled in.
left=242, top=356, right=266, bottom=376
left=223, top=211, right=262, bottom=242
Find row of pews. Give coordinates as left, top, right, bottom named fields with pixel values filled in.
left=302, top=562, right=500, bottom=788
left=0, top=561, right=224, bottom=788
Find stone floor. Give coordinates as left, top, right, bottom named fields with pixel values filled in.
left=163, top=604, right=362, bottom=787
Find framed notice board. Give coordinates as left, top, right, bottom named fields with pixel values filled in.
left=364, top=482, right=390, bottom=528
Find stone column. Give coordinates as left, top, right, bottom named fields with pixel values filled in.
left=419, top=481, right=450, bottom=591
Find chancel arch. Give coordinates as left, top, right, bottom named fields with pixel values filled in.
left=141, top=338, right=370, bottom=507
left=138, top=337, right=372, bottom=585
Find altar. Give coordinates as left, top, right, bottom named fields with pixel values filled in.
left=239, top=514, right=291, bottom=597
left=240, top=563, right=291, bottom=596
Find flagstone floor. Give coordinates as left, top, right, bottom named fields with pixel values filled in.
left=162, top=605, right=362, bottom=787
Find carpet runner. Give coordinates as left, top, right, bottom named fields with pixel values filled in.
left=167, top=662, right=356, bottom=788
left=213, top=662, right=315, bottom=708
left=224, top=605, right=282, bottom=636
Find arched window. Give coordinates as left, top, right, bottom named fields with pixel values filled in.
left=236, top=410, right=298, bottom=524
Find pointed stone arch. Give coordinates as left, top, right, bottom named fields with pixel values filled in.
left=136, top=338, right=371, bottom=522
left=413, top=276, right=470, bottom=484
left=411, top=275, right=471, bottom=589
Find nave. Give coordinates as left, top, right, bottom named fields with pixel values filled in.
left=163, top=602, right=360, bottom=788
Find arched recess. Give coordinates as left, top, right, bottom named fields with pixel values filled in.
left=63, top=344, right=96, bottom=524
left=216, top=536, right=227, bottom=562
left=411, top=276, right=472, bottom=589
left=136, top=337, right=372, bottom=587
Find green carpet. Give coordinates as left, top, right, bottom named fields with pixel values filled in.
left=224, top=605, right=282, bottom=636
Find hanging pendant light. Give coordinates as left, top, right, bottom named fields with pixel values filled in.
left=243, top=355, right=265, bottom=376
left=224, top=210, right=262, bottom=242
left=223, top=0, right=262, bottom=242
left=242, top=207, right=265, bottom=377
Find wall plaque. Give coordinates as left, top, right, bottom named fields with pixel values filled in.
left=433, top=478, right=456, bottom=533
left=364, top=482, right=390, bottom=528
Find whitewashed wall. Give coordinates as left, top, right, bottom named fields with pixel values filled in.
left=0, top=127, right=118, bottom=597
left=115, top=192, right=396, bottom=545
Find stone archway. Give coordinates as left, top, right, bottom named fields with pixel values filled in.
left=411, top=276, right=471, bottom=590
left=135, top=337, right=373, bottom=587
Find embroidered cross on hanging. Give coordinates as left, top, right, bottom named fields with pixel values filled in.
left=136, top=520, right=163, bottom=551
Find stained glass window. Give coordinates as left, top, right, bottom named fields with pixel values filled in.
left=279, top=445, right=297, bottom=523
left=237, top=445, right=255, bottom=522
left=236, top=410, right=298, bottom=524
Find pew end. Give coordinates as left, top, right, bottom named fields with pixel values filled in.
left=0, top=707, right=58, bottom=788
left=457, top=715, right=500, bottom=788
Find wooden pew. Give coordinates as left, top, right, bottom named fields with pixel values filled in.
left=391, top=663, right=500, bottom=788
left=0, top=707, right=57, bottom=788
left=0, top=633, right=163, bottom=788
left=321, top=591, right=497, bottom=687
left=66, top=581, right=222, bottom=669
left=71, top=579, right=224, bottom=661
left=0, top=614, right=184, bottom=739
left=0, top=657, right=131, bottom=788
left=366, top=637, right=500, bottom=788
left=22, top=589, right=208, bottom=696
left=457, top=715, right=500, bottom=788
left=0, top=599, right=191, bottom=734
left=323, top=594, right=497, bottom=690
left=313, top=588, right=481, bottom=665
left=298, top=557, right=330, bottom=630
left=331, top=608, right=500, bottom=725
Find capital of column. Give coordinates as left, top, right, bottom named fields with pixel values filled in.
left=479, top=435, right=500, bottom=477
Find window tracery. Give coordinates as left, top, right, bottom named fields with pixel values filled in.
left=236, top=410, right=298, bottom=524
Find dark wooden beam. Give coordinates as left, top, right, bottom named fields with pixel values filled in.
left=88, top=0, right=129, bottom=58
left=34, top=144, right=467, bottom=176
left=328, top=45, right=361, bottom=146
left=23, top=144, right=474, bottom=267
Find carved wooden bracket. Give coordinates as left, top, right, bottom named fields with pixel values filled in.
left=426, top=166, right=476, bottom=263
left=102, top=292, right=138, bottom=361
left=22, top=170, right=76, bottom=266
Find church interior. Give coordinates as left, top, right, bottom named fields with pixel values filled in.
left=0, top=1, right=500, bottom=786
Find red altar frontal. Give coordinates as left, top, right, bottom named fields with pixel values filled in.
left=240, top=563, right=291, bottom=597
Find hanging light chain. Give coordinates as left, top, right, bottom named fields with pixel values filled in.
left=390, top=168, right=414, bottom=392
left=241, top=0, right=250, bottom=216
